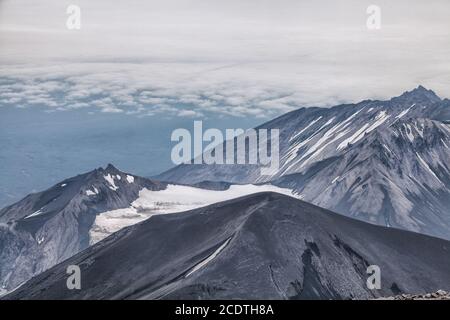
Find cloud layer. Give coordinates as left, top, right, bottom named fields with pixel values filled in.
left=1, top=0, right=450, bottom=118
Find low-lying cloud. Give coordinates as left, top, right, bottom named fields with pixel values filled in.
left=1, top=0, right=449, bottom=118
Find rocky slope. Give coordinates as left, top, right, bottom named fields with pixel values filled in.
left=157, top=86, right=450, bottom=239
left=0, top=164, right=166, bottom=293
left=5, top=193, right=450, bottom=300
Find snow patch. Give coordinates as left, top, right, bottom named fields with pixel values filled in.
left=37, top=236, right=45, bottom=245
left=405, top=124, right=415, bottom=142
left=126, top=175, right=135, bottom=183
left=86, top=187, right=99, bottom=196
left=104, top=174, right=119, bottom=191
left=89, top=184, right=298, bottom=244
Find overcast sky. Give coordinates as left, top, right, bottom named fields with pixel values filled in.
left=1, top=0, right=449, bottom=118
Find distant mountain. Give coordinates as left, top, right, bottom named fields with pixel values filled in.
left=0, top=164, right=166, bottom=293
left=5, top=192, right=450, bottom=300
left=157, top=86, right=450, bottom=239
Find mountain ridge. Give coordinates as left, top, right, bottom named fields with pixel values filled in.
left=5, top=192, right=450, bottom=300
left=156, top=86, right=450, bottom=239
left=2, top=86, right=449, bottom=298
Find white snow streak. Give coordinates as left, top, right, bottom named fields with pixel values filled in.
left=383, top=144, right=392, bottom=154
left=289, top=116, right=322, bottom=142
left=283, top=117, right=334, bottom=168
left=185, top=238, right=231, bottom=278
left=282, top=108, right=365, bottom=174
left=396, top=104, right=415, bottom=119
left=337, top=111, right=390, bottom=150
left=416, top=152, right=441, bottom=183
left=337, top=123, right=370, bottom=151
left=25, top=209, right=44, bottom=219
left=415, top=122, right=424, bottom=138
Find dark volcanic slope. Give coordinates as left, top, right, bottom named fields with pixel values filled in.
left=6, top=192, right=450, bottom=300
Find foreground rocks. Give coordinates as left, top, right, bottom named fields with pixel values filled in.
left=379, top=290, right=450, bottom=300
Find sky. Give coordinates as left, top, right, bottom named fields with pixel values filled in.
left=1, top=0, right=450, bottom=118
left=0, top=0, right=450, bottom=207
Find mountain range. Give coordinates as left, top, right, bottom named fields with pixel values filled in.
left=158, top=86, right=450, bottom=239
left=0, top=165, right=295, bottom=294
left=1, top=86, right=450, bottom=299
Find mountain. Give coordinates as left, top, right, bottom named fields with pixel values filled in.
left=0, top=164, right=166, bottom=294
left=156, top=86, right=450, bottom=239
left=2, top=86, right=449, bottom=299
left=5, top=192, right=450, bottom=300
left=0, top=165, right=297, bottom=295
